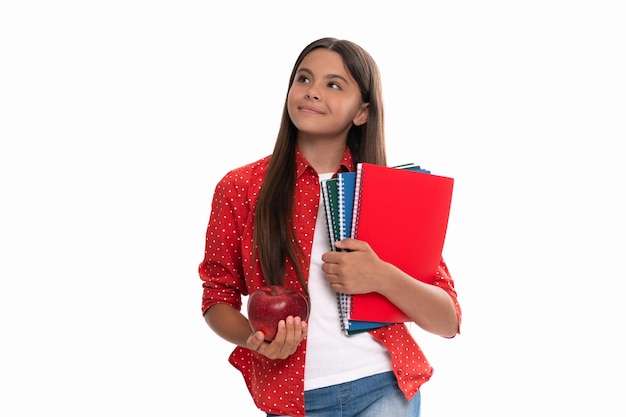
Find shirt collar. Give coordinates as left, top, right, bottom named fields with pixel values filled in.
left=295, top=147, right=355, bottom=179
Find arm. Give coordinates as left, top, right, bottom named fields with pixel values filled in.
left=374, top=263, right=458, bottom=337
left=200, top=167, right=308, bottom=359
left=204, top=303, right=256, bottom=347
left=323, top=239, right=459, bottom=338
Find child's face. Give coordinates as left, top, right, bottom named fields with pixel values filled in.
left=287, top=48, right=368, bottom=141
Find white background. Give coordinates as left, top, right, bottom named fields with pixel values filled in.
left=1, top=1, right=625, bottom=416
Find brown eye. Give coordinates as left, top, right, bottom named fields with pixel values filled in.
left=296, top=75, right=310, bottom=84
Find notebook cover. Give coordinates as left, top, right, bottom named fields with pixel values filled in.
left=321, top=178, right=341, bottom=250
left=348, top=163, right=454, bottom=323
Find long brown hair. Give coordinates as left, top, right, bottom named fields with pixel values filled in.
left=253, top=37, right=387, bottom=290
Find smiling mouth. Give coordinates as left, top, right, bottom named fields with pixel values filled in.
left=299, top=106, right=322, bottom=115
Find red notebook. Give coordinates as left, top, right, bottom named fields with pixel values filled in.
left=348, top=163, right=454, bottom=323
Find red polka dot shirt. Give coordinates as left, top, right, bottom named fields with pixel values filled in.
left=199, top=148, right=462, bottom=417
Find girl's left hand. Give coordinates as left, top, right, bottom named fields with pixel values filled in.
left=321, top=238, right=389, bottom=295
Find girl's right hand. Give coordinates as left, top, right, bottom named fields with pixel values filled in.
left=247, top=316, right=308, bottom=360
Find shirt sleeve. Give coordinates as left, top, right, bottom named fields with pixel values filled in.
left=433, top=258, right=462, bottom=335
left=198, top=170, right=251, bottom=314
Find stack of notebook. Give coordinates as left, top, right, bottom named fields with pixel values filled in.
left=320, top=162, right=454, bottom=335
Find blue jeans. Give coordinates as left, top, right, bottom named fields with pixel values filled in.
left=268, top=371, right=421, bottom=417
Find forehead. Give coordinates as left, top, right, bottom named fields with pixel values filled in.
left=298, top=48, right=349, bottom=77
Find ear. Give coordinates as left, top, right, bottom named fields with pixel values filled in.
left=353, top=103, right=369, bottom=126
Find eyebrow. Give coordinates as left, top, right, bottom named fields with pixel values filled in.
left=297, top=67, right=351, bottom=85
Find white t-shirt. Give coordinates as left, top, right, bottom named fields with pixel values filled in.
left=303, top=173, right=392, bottom=391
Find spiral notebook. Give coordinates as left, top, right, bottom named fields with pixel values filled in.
left=321, top=163, right=450, bottom=333
left=321, top=174, right=386, bottom=334
left=347, top=162, right=454, bottom=323
left=321, top=178, right=341, bottom=248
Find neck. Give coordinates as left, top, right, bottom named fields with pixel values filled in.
left=297, top=137, right=346, bottom=173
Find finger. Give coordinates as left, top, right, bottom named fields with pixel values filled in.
left=283, top=316, right=297, bottom=343
left=321, top=261, right=336, bottom=274
left=283, top=316, right=301, bottom=354
left=321, top=250, right=342, bottom=263
left=250, top=331, right=265, bottom=352
left=272, top=319, right=287, bottom=345
left=300, top=320, right=308, bottom=339
left=290, top=316, right=302, bottom=340
left=270, top=320, right=295, bottom=359
left=335, top=238, right=369, bottom=252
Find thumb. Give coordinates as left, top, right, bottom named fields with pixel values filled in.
left=251, top=331, right=265, bottom=351
left=334, top=238, right=361, bottom=251
left=254, top=331, right=265, bottom=343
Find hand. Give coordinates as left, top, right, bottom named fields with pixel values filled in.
left=321, top=238, right=389, bottom=294
left=246, top=316, right=308, bottom=360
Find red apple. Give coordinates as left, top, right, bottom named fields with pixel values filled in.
left=247, top=285, right=309, bottom=342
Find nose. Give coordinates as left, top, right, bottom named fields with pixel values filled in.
left=304, top=85, right=320, bottom=100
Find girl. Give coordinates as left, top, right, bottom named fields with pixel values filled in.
left=199, top=37, right=461, bottom=417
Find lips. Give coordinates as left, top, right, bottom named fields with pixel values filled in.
left=299, top=105, right=323, bottom=115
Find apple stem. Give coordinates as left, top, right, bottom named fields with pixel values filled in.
left=271, top=285, right=279, bottom=296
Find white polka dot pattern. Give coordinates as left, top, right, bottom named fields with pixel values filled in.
left=198, top=149, right=462, bottom=417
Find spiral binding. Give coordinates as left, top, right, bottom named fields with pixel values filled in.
left=339, top=164, right=368, bottom=334
left=350, top=163, right=365, bottom=239
left=337, top=175, right=346, bottom=241
left=320, top=180, right=336, bottom=249
left=322, top=178, right=349, bottom=334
